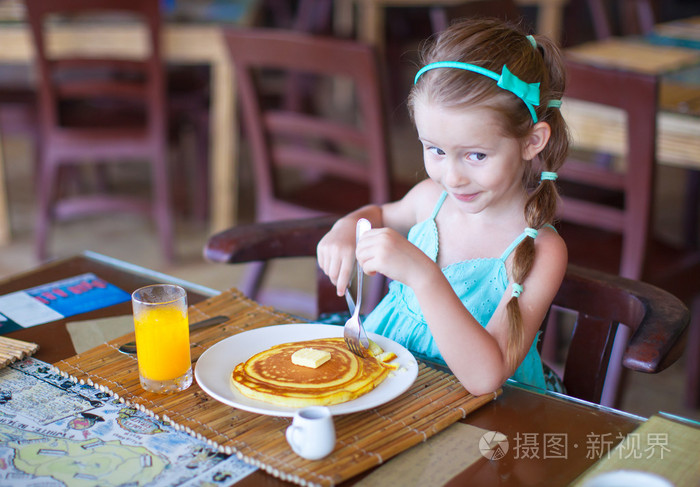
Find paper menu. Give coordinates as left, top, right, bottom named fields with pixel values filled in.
left=0, top=273, right=131, bottom=334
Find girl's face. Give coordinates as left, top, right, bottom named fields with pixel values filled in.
left=414, top=99, right=529, bottom=216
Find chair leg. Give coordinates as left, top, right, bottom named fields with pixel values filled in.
left=0, top=132, right=10, bottom=245
left=599, top=324, right=631, bottom=408
left=540, top=311, right=561, bottom=365
left=683, top=169, right=700, bottom=248
left=35, top=158, right=58, bottom=261
left=152, top=153, right=174, bottom=263
left=685, top=295, right=700, bottom=409
left=239, top=261, right=267, bottom=299
left=192, top=114, right=209, bottom=221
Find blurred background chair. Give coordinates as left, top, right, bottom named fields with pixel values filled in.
left=25, top=0, right=174, bottom=262
left=582, top=0, right=700, bottom=247
left=586, top=0, right=658, bottom=39
left=555, top=58, right=700, bottom=408
left=167, top=64, right=210, bottom=222
left=427, top=0, right=525, bottom=33
left=224, top=28, right=405, bottom=314
left=204, top=215, right=688, bottom=405
left=0, top=69, right=38, bottom=244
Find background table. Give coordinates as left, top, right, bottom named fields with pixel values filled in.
left=335, top=0, right=570, bottom=54
left=0, top=251, right=644, bottom=486
left=564, top=35, right=700, bottom=171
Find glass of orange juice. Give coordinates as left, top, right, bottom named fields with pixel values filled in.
left=132, top=284, right=192, bottom=393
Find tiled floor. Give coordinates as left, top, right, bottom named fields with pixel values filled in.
left=1, top=117, right=698, bottom=422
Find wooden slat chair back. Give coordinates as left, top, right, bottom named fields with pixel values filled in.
left=586, top=0, right=657, bottom=39
left=25, top=0, right=173, bottom=261
left=225, top=28, right=392, bottom=221
left=558, top=59, right=658, bottom=281
left=223, top=28, right=398, bottom=313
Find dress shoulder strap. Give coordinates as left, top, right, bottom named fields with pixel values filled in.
left=500, top=232, right=528, bottom=261
left=499, top=224, right=558, bottom=261
left=431, top=191, right=449, bottom=220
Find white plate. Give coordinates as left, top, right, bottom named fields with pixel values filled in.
left=194, top=324, right=419, bottom=416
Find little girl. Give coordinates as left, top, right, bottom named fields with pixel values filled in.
left=317, top=18, right=569, bottom=395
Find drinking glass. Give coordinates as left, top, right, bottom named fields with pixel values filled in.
left=132, top=284, right=192, bottom=393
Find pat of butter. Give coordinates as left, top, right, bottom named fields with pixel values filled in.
left=291, top=348, right=331, bottom=368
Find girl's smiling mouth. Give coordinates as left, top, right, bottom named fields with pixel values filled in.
left=452, top=192, right=479, bottom=202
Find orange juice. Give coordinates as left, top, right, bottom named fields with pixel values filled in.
left=134, top=305, right=191, bottom=381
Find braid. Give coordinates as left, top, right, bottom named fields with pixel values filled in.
left=504, top=34, right=570, bottom=372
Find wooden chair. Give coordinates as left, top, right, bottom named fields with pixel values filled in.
left=224, top=28, right=401, bottom=313
left=0, top=82, right=38, bottom=244
left=25, top=0, right=174, bottom=262
left=428, top=0, right=525, bottom=34
left=557, top=58, right=700, bottom=408
left=586, top=0, right=657, bottom=39
left=167, top=64, right=210, bottom=221
left=204, top=215, right=689, bottom=405
left=581, top=0, right=700, bottom=251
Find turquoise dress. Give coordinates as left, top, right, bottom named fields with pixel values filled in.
left=363, top=191, right=548, bottom=390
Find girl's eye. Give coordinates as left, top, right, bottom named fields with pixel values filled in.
left=427, top=146, right=445, bottom=156
left=467, top=152, right=487, bottom=162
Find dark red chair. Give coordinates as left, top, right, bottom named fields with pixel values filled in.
left=556, top=58, right=700, bottom=408
left=25, top=0, right=174, bottom=262
left=224, top=28, right=404, bottom=313
left=204, top=215, right=689, bottom=405
left=428, top=0, right=524, bottom=33
left=586, top=0, right=658, bottom=39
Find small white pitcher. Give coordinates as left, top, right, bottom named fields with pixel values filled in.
left=285, top=406, right=336, bottom=460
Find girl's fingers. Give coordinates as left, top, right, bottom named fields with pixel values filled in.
left=336, top=258, right=354, bottom=296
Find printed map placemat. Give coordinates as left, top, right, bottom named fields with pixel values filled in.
left=0, top=357, right=257, bottom=485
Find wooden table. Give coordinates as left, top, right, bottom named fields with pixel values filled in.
left=564, top=35, right=700, bottom=170
left=0, top=252, right=644, bottom=486
left=335, top=0, right=570, bottom=54
left=0, top=20, right=245, bottom=246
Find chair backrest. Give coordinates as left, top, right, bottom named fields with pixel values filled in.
left=429, top=0, right=524, bottom=34
left=558, top=59, right=658, bottom=280
left=224, top=28, right=392, bottom=222
left=586, top=0, right=657, bottom=39
left=548, top=264, right=687, bottom=403
left=25, top=0, right=165, bottom=145
left=204, top=216, right=689, bottom=404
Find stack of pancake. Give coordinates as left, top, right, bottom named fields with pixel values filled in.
left=231, top=337, right=397, bottom=407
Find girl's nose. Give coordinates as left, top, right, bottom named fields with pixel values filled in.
left=444, top=159, right=468, bottom=188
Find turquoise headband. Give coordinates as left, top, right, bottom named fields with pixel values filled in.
left=414, top=61, right=561, bottom=123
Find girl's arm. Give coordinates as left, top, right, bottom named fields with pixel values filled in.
left=358, top=226, right=567, bottom=395
left=316, top=179, right=438, bottom=296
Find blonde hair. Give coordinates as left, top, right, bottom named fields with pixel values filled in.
left=409, top=19, right=570, bottom=372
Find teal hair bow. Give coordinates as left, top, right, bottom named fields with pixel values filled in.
left=414, top=61, right=541, bottom=123
left=497, top=65, right=540, bottom=108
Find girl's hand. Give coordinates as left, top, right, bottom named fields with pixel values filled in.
left=356, top=227, right=435, bottom=288
left=317, top=218, right=358, bottom=296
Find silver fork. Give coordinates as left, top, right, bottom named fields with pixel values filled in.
left=344, top=218, right=371, bottom=357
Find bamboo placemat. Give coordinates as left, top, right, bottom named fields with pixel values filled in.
left=52, top=288, right=498, bottom=487
left=0, top=336, right=39, bottom=368
left=566, top=38, right=700, bottom=75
